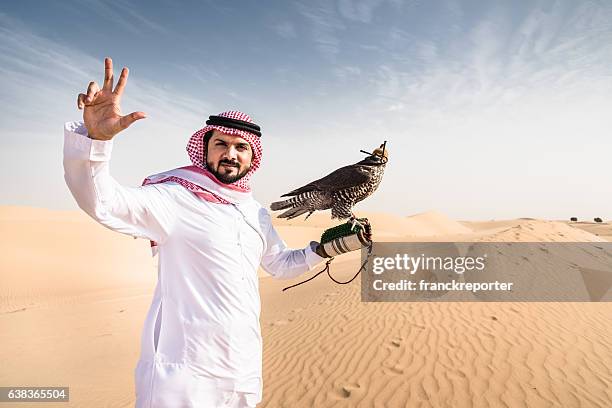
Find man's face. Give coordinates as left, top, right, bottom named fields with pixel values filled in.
left=206, top=130, right=253, bottom=184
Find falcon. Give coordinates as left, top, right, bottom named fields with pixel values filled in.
left=270, top=142, right=388, bottom=224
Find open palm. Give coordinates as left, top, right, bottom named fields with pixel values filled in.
left=77, top=58, right=146, bottom=140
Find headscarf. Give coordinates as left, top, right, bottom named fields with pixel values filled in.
left=186, top=110, right=263, bottom=192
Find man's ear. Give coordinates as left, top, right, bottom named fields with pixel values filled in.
left=203, top=130, right=214, bottom=159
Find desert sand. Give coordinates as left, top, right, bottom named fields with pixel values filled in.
left=1, top=206, right=611, bottom=407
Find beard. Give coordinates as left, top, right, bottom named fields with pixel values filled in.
left=206, top=158, right=251, bottom=184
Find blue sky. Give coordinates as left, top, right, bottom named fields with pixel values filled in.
left=1, top=0, right=611, bottom=220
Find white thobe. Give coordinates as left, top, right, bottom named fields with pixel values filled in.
left=62, top=122, right=325, bottom=407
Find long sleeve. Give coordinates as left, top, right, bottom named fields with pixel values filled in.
left=62, top=121, right=177, bottom=243
left=260, top=222, right=326, bottom=280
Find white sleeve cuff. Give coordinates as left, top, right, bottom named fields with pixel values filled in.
left=64, top=121, right=113, bottom=161
left=305, top=240, right=326, bottom=269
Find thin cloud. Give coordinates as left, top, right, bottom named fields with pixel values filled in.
left=1, top=1, right=611, bottom=219
left=170, top=63, right=222, bottom=86
left=337, top=0, right=386, bottom=23
left=296, top=1, right=345, bottom=59
left=0, top=13, right=210, bottom=208
left=274, top=21, right=297, bottom=39
left=77, top=0, right=170, bottom=36
left=332, top=65, right=362, bottom=81
left=371, top=1, right=612, bottom=116
left=0, top=13, right=207, bottom=136
left=352, top=1, right=612, bottom=219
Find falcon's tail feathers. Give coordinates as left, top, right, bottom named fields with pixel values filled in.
left=270, top=197, right=299, bottom=211
left=277, top=206, right=311, bottom=219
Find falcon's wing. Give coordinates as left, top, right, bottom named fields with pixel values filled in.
left=281, top=164, right=371, bottom=197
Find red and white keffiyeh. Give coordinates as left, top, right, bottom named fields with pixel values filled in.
left=187, top=110, right=262, bottom=192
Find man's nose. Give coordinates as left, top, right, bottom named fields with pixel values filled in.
left=223, top=146, right=238, bottom=161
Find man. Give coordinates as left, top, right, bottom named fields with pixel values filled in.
left=63, top=58, right=328, bottom=407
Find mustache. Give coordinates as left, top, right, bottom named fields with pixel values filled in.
left=219, top=160, right=239, bottom=168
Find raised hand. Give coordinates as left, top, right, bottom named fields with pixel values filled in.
left=77, top=57, right=146, bottom=140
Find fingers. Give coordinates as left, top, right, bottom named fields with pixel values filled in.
left=119, top=111, right=147, bottom=130
left=113, top=67, right=129, bottom=96
left=103, top=57, right=114, bottom=91
left=77, top=93, right=87, bottom=109
left=76, top=81, right=100, bottom=109
left=86, top=81, right=100, bottom=103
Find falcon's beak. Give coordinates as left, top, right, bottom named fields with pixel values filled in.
left=360, top=141, right=388, bottom=163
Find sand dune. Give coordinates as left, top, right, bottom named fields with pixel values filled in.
left=461, top=219, right=526, bottom=232
left=261, top=286, right=612, bottom=407
left=568, top=221, right=612, bottom=241
left=402, top=210, right=473, bottom=236
left=271, top=210, right=474, bottom=242
left=0, top=206, right=156, bottom=313
left=260, top=215, right=612, bottom=406
left=1, top=206, right=611, bottom=407
left=476, top=219, right=607, bottom=242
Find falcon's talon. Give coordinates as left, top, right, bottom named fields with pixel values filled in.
left=349, top=215, right=364, bottom=231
